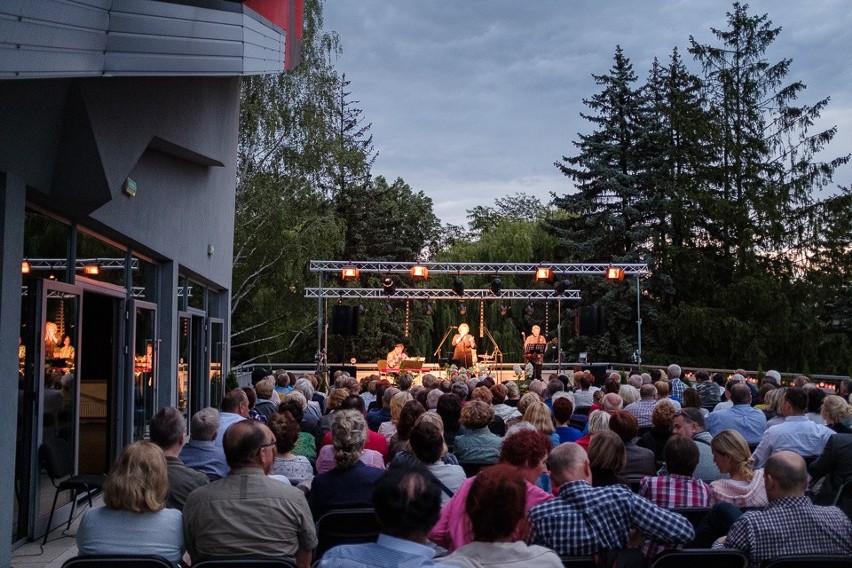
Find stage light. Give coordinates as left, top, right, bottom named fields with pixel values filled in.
left=358, top=304, right=367, bottom=315
left=525, top=303, right=535, bottom=316
left=452, top=276, right=465, bottom=296
left=553, top=278, right=570, bottom=295
left=83, top=263, right=100, bottom=275
left=489, top=277, right=502, bottom=295
left=458, top=302, right=467, bottom=315
left=21, top=260, right=30, bottom=274
left=535, top=266, right=553, bottom=282
left=424, top=302, right=434, bottom=316
left=606, top=267, right=625, bottom=281
left=341, top=265, right=359, bottom=280
left=410, top=265, right=429, bottom=280
left=382, top=276, right=396, bottom=295
left=385, top=302, right=394, bottom=315
left=337, top=298, right=343, bottom=305
left=499, top=304, right=509, bottom=317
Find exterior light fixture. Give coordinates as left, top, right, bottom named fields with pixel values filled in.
left=606, top=267, right=625, bottom=281
left=21, top=260, right=31, bottom=274
left=382, top=276, right=396, bottom=295
left=452, top=276, right=465, bottom=296
left=489, top=277, right=502, bottom=296
left=535, top=266, right=553, bottom=282
left=410, top=265, right=429, bottom=280
left=341, top=265, right=360, bottom=280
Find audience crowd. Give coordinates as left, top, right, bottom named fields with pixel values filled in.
left=73, top=365, right=852, bottom=567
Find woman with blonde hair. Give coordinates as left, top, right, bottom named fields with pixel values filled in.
left=378, top=390, right=413, bottom=443
left=522, top=400, right=559, bottom=446
left=575, top=409, right=611, bottom=451
left=708, top=429, right=767, bottom=508
left=76, top=441, right=184, bottom=564
left=821, top=394, right=852, bottom=433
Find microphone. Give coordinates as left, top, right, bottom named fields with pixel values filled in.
left=450, top=326, right=458, bottom=329
left=522, top=332, right=526, bottom=340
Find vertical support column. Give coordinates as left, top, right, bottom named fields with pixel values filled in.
left=157, top=260, right=178, bottom=409
left=0, top=172, right=26, bottom=564
left=635, top=276, right=642, bottom=367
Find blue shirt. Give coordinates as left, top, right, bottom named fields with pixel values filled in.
left=669, top=378, right=686, bottom=404
left=555, top=425, right=583, bottom=444
left=216, top=412, right=246, bottom=448
left=179, top=439, right=229, bottom=480
left=752, top=415, right=833, bottom=468
left=453, top=427, right=502, bottom=464
left=705, top=404, right=767, bottom=446
left=318, top=534, right=442, bottom=568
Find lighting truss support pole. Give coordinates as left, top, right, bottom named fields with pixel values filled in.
left=557, top=298, right=562, bottom=376
left=635, top=276, right=642, bottom=367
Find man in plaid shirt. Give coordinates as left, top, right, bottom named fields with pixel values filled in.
left=719, top=451, right=852, bottom=566
left=529, top=443, right=694, bottom=558
left=667, top=363, right=686, bottom=404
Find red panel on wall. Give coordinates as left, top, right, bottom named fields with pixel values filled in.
left=243, top=0, right=304, bottom=70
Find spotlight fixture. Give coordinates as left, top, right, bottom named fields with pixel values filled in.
left=424, top=302, right=434, bottom=316
left=358, top=304, right=367, bottom=316
left=452, top=276, right=465, bottom=296
left=535, top=266, right=554, bottom=282
left=382, top=276, right=396, bottom=295
left=489, top=277, right=502, bottom=296
left=553, top=278, right=571, bottom=295
left=83, top=263, right=100, bottom=276
left=458, top=301, right=467, bottom=315
left=341, top=264, right=359, bottom=280
left=21, top=260, right=31, bottom=274
left=410, top=265, right=429, bottom=280
left=499, top=304, right=509, bottom=317
left=525, top=303, right=535, bottom=316
left=606, top=267, right=625, bottom=281
left=385, top=302, right=394, bottom=315
left=337, top=298, right=344, bottom=306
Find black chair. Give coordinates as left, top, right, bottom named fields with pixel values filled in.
left=559, top=556, right=596, bottom=567
left=649, top=548, right=748, bottom=568
left=459, top=461, right=494, bottom=477
left=670, top=507, right=711, bottom=530
left=762, top=555, right=852, bottom=568
left=39, top=437, right=106, bottom=545
left=193, top=558, right=296, bottom=568
left=62, top=555, right=173, bottom=568
left=314, top=507, right=381, bottom=559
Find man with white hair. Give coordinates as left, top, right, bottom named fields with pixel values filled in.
left=180, top=406, right=229, bottom=480
left=667, top=364, right=686, bottom=404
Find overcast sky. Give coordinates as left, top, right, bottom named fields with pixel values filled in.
left=323, top=1, right=852, bottom=227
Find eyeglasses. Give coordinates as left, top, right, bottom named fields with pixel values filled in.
left=257, top=440, right=276, bottom=455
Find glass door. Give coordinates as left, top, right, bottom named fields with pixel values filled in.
left=131, top=301, right=157, bottom=441
left=177, top=313, right=191, bottom=424
left=208, top=318, right=225, bottom=408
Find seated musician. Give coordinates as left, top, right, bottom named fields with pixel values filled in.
left=386, top=342, right=408, bottom=369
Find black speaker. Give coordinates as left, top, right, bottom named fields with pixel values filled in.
left=330, top=305, right=359, bottom=336
left=575, top=306, right=605, bottom=336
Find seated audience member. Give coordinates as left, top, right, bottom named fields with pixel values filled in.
left=319, top=387, right=351, bottom=438
left=241, top=385, right=264, bottom=422
left=600, top=392, right=624, bottom=415
left=821, top=394, right=852, bottom=433
left=76, top=442, right=184, bottom=565
left=453, top=400, right=503, bottom=464
left=491, top=383, right=521, bottom=422
left=268, top=411, right=314, bottom=486
left=523, top=400, right=559, bottom=447
left=709, top=429, right=768, bottom=508
left=720, top=451, right=852, bottom=565
left=367, top=385, right=398, bottom=432
left=378, top=390, right=412, bottom=442
left=752, top=387, right=834, bottom=468
left=254, top=377, right=279, bottom=421
left=806, top=386, right=827, bottom=424
left=504, top=380, right=522, bottom=407
left=619, top=384, right=640, bottom=406
left=705, top=382, right=767, bottom=446
left=441, top=464, right=562, bottom=568
left=437, top=393, right=463, bottom=451
left=588, top=430, right=627, bottom=487
left=321, top=394, right=390, bottom=462
left=426, top=388, right=443, bottom=411
left=280, top=393, right=319, bottom=461
left=274, top=370, right=291, bottom=397
left=293, top=378, right=322, bottom=425
left=713, top=378, right=742, bottom=412
left=638, top=400, right=675, bottom=462
left=808, top=432, right=852, bottom=505
left=430, top=429, right=553, bottom=553
left=572, top=372, right=598, bottom=408
left=682, top=387, right=708, bottom=417
left=179, top=406, right=229, bottom=481
left=216, top=388, right=248, bottom=447
left=318, top=464, right=445, bottom=567
left=390, top=400, right=426, bottom=457
left=576, top=409, right=611, bottom=451
left=148, top=407, right=209, bottom=510
left=670, top=407, right=723, bottom=481
left=624, top=383, right=658, bottom=428
left=528, top=443, right=693, bottom=557
left=553, top=396, right=582, bottom=443
left=310, top=410, right=385, bottom=520
left=694, top=370, right=720, bottom=410
left=654, top=380, right=682, bottom=411
left=405, top=414, right=466, bottom=504
left=183, top=420, right=317, bottom=566
left=471, top=386, right=507, bottom=436
left=641, top=436, right=710, bottom=507
left=608, top=410, right=656, bottom=478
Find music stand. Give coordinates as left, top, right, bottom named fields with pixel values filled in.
left=399, top=359, right=424, bottom=374
left=524, top=344, right=546, bottom=355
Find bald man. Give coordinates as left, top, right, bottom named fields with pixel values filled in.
left=528, top=443, right=693, bottom=558
left=720, top=451, right=852, bottom=565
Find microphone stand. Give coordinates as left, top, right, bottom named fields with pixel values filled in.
left=481, top=324, right=503, bottom=382
left=433, top=326, right=456, bottom=376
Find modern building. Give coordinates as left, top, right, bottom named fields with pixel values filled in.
left=0, top=0, right=299, bottom=560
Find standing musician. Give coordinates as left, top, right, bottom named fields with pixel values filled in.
left=523, top=325, right=547, bottom=381
left=386, top=342, right=408, bottom=369
left=452, top=323, right=477, bottom=368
